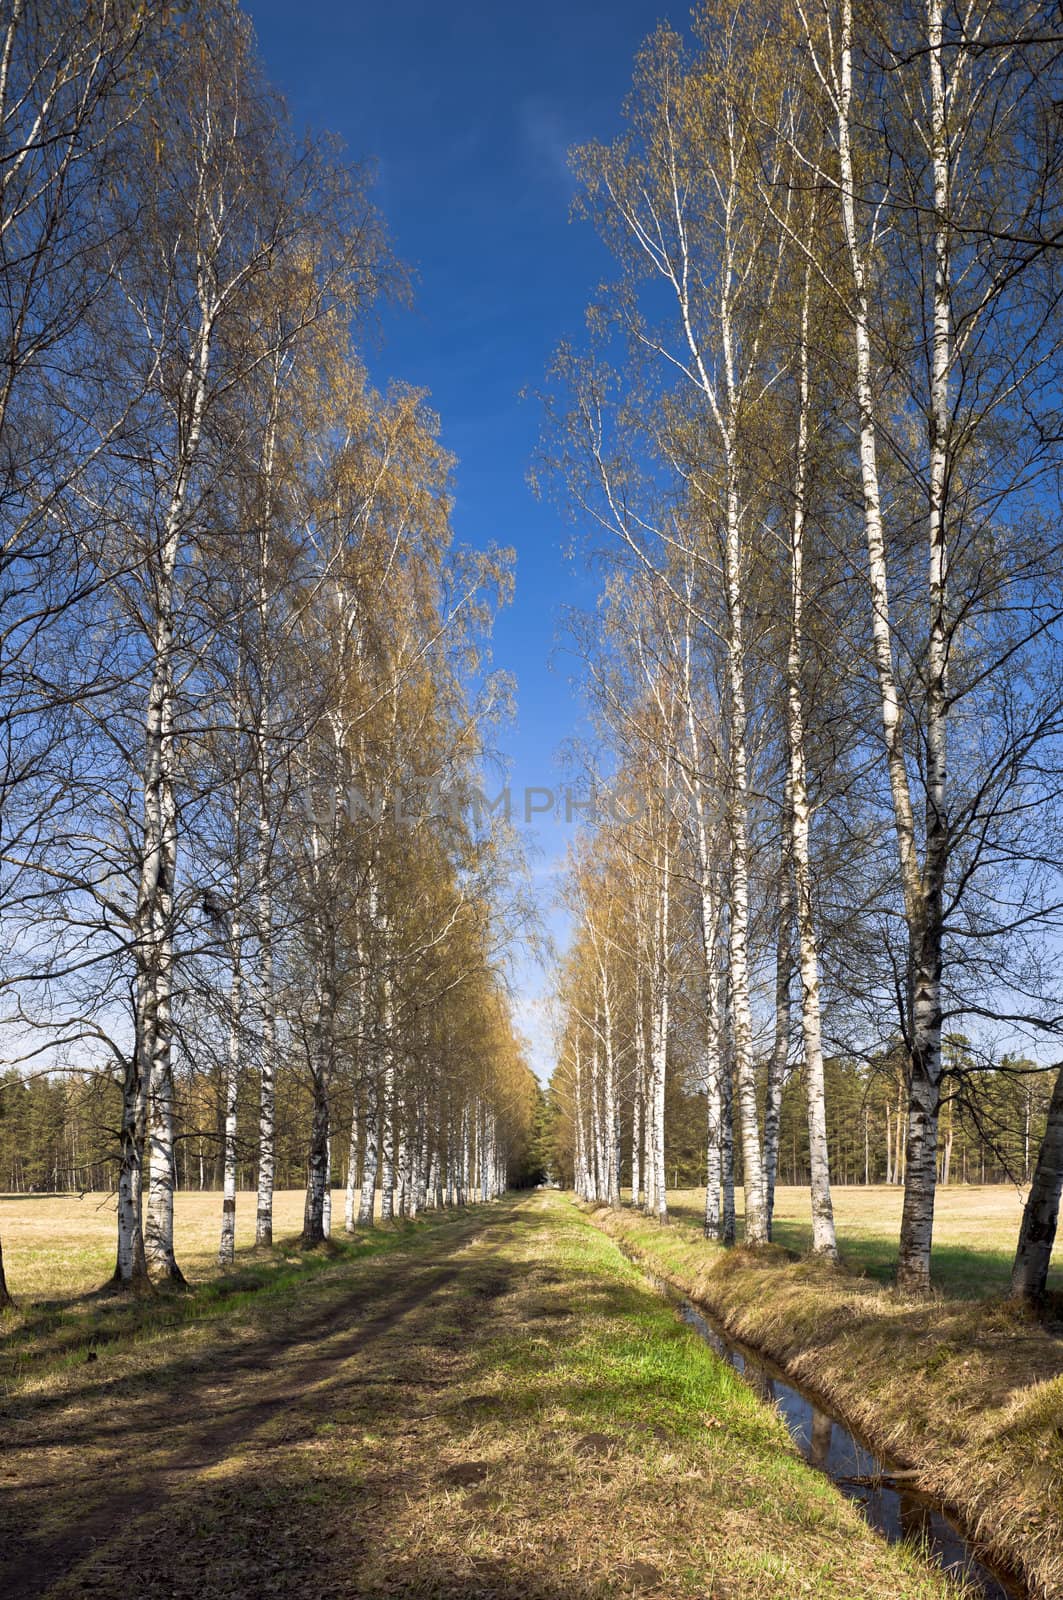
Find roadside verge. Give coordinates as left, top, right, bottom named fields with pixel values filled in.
left=584, top=1201, right=1063, bottom=1600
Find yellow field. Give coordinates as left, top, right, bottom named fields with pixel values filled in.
left=666, top=1182, right=1056, bottom=1294
left=0, top=1188, right=324, bottom=1299
left=670, top=1180, right=1031, bottom=1244
left=1, top=1182, right=1053, bottom=1302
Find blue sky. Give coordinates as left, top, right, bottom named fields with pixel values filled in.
left=245, top=0, right=668, bottom=1078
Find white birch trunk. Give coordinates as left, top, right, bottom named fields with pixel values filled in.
left=322, top=1132, right=332, bottom=1238
left=691, top=801, right=724, bottom=1241
left=834, top=0, right=922, bottom=922
left=344, top=1081, right=362, bottom=1234
left=764, top=792, right=794, bottom=1239
left=600, top=973, right=621, bottom=1207
left=786, top=258, right=838, bottom=1259
left=395, top=1108, right=409, bottom=1218
left=378, top=1046, right=396, bottom=1222
left=643, top=1002, right=657, bottom=1217
left=897, top=0, right=951, bottom=1291
left=139, top=251, right=221, bottom=1283
left=830, top=0, right=945, bottom=1288
left=218, top=904, right=241, bottom=1267
left=589, top=1037, right=604, bottom=1201
left=572, top=1036, right=589, bottom=1198
left=445, top=1120, right=456, bottom=1207
left=358, top=1071, right=380, bottom=1225
left=303, top=1073, right=331, bottom=1246
left=114, top=1045, right=147, bottom=1285
left=721, top=462, right=767, bottom=1245
left=252, top=522, right=278, bottom=1248
left=631, top=1021, right=643, bottom=1211
left=418, top=1107, right=431, bottom=1213
left=457, top=1105, right=469, bottom=1205
left=343, top=926, right=368, bottom=1232
left=254, top=815, right=276, bottom=1247
left=720, top=984, right=737, bottom=1245
left=649, top=842, right=670, bottom=1223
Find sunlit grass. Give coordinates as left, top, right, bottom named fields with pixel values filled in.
left=352, top=1195, right=964, bottom=1599
left=591, top=1196, right=1063, bottom=1599
left=4, top=1192, right=967, bottom=1600
left=0, top=1191, right=475, bottom=1397
left=0, top=1187, right=351, bottom=1300
left=661, top=1183, right=1059, bottom=1296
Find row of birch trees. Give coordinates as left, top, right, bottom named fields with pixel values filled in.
left=0, top=0, right=533, bottom=1305
left=545, top=0, right=1063, bottom=1301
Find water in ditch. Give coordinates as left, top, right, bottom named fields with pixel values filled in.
left=659, top=1284, right=1024, bottom=1599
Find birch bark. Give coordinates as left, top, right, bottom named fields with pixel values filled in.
left=649, top=833, right=670, bottom=1223
left=720, top=982, right=737, bottom=1246
left=218, top=900, right=241, bottom=1267
left=573, top=1035, right=589, bottom=1199
left=897, top=0, right=952, bottom=1292
left=1011, top=1066, right=1063, bottom=1305
left=358, top=1070, right=380, bottom=1225
left=378, top=1042, right=396, bottom=1221
left=321, top=1134, right=332, bottom=1236
left=599, top=969, right=621, bottom=1207
left=764, top=793, right=794, bottom=1239
left=141, top=283, right=217, bottom=1283
left=590, top=1036, right=604, bottom=1202
left=344, top=1074, right=363, bottom=1234
left=786, top=253, right=838, bottom=1259
left=680, top=606, right=726, bottom=1240
left=302, top=1075, right=331, bottom=1245
left=631, top=995, right=643, bottom=1209
left=114, top=1044, right=148, bottom=1285
left=830, top=0, right=944, bottom=1289
left=253, top=437, right=279, bottom=1250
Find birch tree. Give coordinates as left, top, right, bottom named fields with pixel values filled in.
left=791, top=0, right=1063, bottom=1287
left=1011, top=1064, right=1063, bottom=1305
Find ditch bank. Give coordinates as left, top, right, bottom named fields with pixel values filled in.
left=586, top=1203, right=1063, bottom=1600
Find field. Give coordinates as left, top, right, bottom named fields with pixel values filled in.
left=0, top=1186, right=318, bottom=1301
left=664, top=1184, right=1058, bottom=1297
left=1, top=1181, right=1049, bottom=1308
left=1, top=1191, right=962, bottom=1600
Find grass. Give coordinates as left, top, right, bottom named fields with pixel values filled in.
left=661, top=1183, right=1060, bottom=1298
left=0, top=1186, right=342, bottom=1300
left=1, top=1191, right=968, bottom=1600
left=589, top=1198, right=1063, bottom=1600
left=2, top=1181, right=1053, bottom=1309
left=0, top=1188, right=468, bottom=1397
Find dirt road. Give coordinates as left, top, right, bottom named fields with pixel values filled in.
left=0, top=1195, right=958, bottom=1600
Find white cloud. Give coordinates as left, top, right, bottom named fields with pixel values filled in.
left=517, top=97, right=578, bottom=190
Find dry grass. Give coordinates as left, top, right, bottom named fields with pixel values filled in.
left=660, top=1184, right=1058, bottom=1298
left=1, top=1192, right=964, bottom=1600
left=590, top=1200, right=1063, bottom=1600
left=2, top=1182, right=1051, bottom=1306
left=0, top=1187, right=339, bottom=1300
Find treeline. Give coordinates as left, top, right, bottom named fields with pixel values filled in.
left=0, top=1064, right=540, bottom=1202
left=545, top=0, right=1063, bottom=1304
left=0, top=1, right=534, bottom=1304
left=547, top=1049, right=1053, bottom=1193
